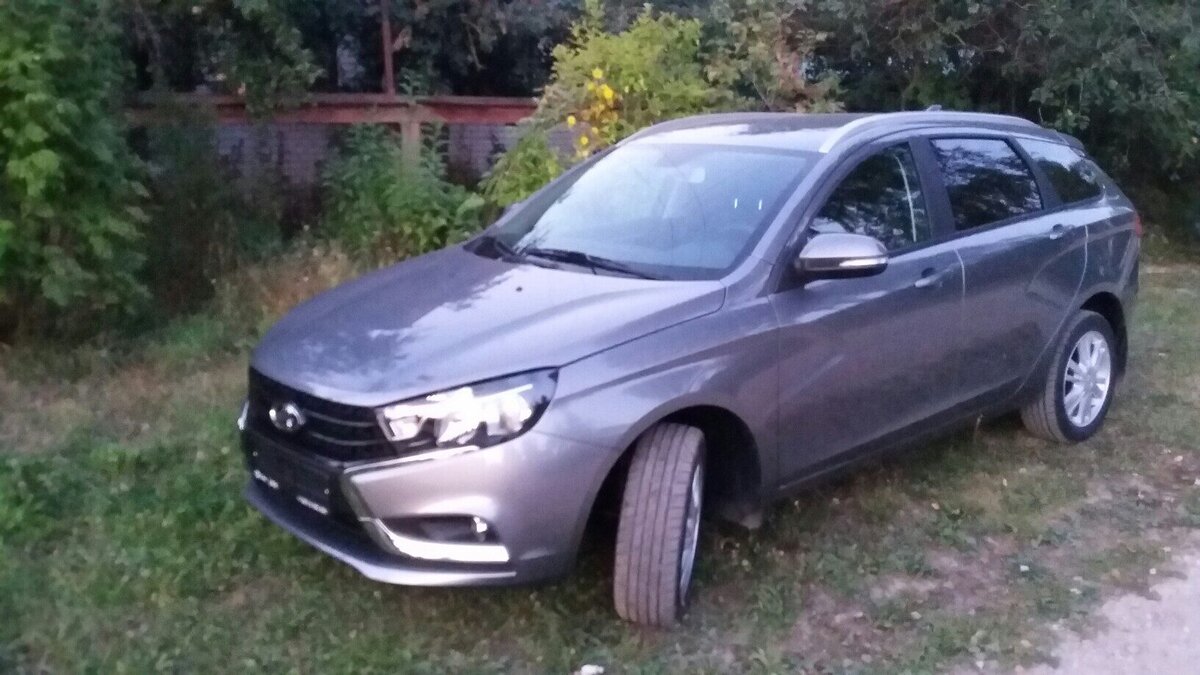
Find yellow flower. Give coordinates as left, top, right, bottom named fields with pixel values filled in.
left=600, top=84, right=615, bottom=102
left=578, top=134, right=590, bottom=147
left=592, top=67, right=604, bottom=80
left=566, top=115, right=577, bottom=128
left=585, top=81, right=595, bottom=91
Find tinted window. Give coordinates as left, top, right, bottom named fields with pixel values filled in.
left=1018, top=138, right=1104, bottom=203
left=813, top=144, right=932, bottom=251
left=485, top=143, right=814, bottom=280
left=931, top=138, right=1043, bottom=230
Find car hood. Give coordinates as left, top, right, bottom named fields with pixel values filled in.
left=251, top=245, right=725, bottom=406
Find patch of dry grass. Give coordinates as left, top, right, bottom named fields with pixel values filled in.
left=210, top=241, right=361, bottom=336
left=1, top=259, right=1198, bottom=674
left=0, top=241, right=360, bottom=455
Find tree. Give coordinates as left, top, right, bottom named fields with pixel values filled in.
left=703, top=0, right=841, bottom=112
left=797, top=0, right=1200, bottom=182
left=126, top=0, right=321, bottom=113
left=1, top=0, right=147, bottom=334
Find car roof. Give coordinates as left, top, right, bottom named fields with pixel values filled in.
left=625, top=111, right=1076, bottom=154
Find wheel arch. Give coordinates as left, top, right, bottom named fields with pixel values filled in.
left=590, top=403, right=767, bottom=531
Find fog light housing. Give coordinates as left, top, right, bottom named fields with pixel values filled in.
left=383, top=515, right=500, bottom=544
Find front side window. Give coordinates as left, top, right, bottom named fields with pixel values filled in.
left=483, top=143, right=815, bottom=280
left=812, top=144, right=932, bottom=251
left=1017, top=138, right=1104, bottom=204
left=931, top=138, right=1043, bottom=231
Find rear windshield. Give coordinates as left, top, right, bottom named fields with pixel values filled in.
left=479, top=143, right=815, bottom=280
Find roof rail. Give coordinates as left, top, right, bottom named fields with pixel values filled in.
left=817, top=111, right=1038, bottom=153
left=1053, top=131, right=1086, bottom=150
left=622, top=112, right=794, bottom=143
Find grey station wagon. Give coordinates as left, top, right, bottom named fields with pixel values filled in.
left=240, top=111, right=1140, bottom=626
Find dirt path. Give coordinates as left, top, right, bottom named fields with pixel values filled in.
left=1019, top=537, right=1200, bottom=675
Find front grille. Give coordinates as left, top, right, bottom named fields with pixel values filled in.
left=246, top=369, right=396, bottom=463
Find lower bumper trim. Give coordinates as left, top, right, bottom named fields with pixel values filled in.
left=245, top=482, right=518, bottom=586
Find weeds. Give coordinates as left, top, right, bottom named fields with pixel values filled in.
left=0, top=265, right=1198, bottom=672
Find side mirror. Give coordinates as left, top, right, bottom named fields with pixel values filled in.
left=795, top=233, right=888, bottom=277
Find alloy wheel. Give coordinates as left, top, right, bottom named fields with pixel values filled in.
left=1063, top=330, right=1112, bottom=428
left=678, top=462, right=703, bottom=600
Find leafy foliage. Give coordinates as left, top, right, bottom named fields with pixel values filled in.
left=140, top=106, right=286, bottom=316
left=127, top=0, right=577, bottom=98
left=485, top=1, right=726, bottom=203
left=702, top=0, right=841, bottom=112
left=798, top=0, right=1200, bottom=184
left=127, top=0, right=321, bottom=114
left=481, top=129, right=566, bottom=207
left=538, top=0, right=725, bottom=154
left=378, top=0, right=579, bottom=96
left=1022, top=1, right=1200, bottom=174
left=320, top=125, right=484, bottom=263
left=0, top=0, right=147, bottom=335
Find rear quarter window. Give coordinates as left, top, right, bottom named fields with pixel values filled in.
left=1017, top=138, right=1104, bottom=204
left=930, top=138, right=1043, bottom=231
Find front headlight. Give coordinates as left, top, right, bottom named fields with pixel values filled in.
left=377, top=370, right=557, bottom=450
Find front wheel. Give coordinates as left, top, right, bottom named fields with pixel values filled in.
left=613, top=423, right=705, bottom=626
left=1021, top=310, right=1119, bottom=443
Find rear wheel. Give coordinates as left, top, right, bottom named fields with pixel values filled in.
left=613, top=423, right=705, bottom=626
left=1021, top=310, right=1118, bottom=443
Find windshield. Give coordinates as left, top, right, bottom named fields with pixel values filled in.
left=478, top=143, right=815, bottom=280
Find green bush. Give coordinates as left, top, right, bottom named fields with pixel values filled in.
left=484, top=1, right=726, bottom=204
left=320, top=125, right=484, bottom=263
left=539, top=0, right=723, bottom=149
left=481, top=130, right=566, bottom=207
left=0, top=0, right=147, bottom=336
left=141, top=108, right=285, bottom=316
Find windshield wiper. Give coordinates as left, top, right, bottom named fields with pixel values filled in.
left=520, top=247, right=660, bottom=280
left=474, top=233, right=520, bottom=260
left=473, top=234, right=568, bottom=270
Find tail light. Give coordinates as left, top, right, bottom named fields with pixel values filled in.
left=1132, top=213, right=1144, bottom=237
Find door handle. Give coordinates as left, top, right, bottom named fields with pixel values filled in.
left=914, top=267, right=948, bottom=289
left=1046, top=224, right=1067, bottom=240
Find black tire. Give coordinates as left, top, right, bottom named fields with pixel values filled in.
left=1021, top=310, right=1119, bottom=443
left=613, top=423, right=705, bottom=627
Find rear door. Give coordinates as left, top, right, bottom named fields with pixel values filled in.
left=772, top=140, right=964, bottom=482
left=925, top=135, right=1087, bottom=406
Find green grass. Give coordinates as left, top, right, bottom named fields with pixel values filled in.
left=2, top=263, right=1199, bottom=673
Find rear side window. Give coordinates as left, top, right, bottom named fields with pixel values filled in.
left=931, top=138, right=1043, bottom=231
left=1017, top=138, right=1104, bottom=203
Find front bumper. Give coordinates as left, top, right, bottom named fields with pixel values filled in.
left=246, top=482, right=520, bottom=585
left=242, top=427, right=615, bottom=586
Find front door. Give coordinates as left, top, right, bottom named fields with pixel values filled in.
left=771, top=142, right=964, bottom=483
